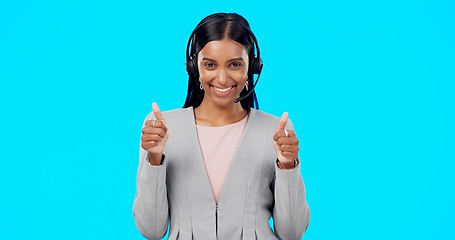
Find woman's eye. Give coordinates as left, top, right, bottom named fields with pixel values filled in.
left=230, top=62, right=242, bottom=68
left=203, top=63, right=216, bottom=68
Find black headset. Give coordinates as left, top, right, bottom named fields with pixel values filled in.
left=185, top=18, right=263, bottom=103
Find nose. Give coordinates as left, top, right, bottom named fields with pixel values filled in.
left=216, top=68, right=227, bottom=85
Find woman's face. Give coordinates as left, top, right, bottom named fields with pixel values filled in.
left=197, top=38, right=249, bottom=107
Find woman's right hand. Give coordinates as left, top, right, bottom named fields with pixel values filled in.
left=141, top=102, right=169, bottom=165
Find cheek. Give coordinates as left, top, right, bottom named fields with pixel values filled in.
left=198, top=69, right=215, bottom=83
left=231, top=67, right=249, bottom=82
left=236, top=73, right=248, bottom=84
left=235, top=71, right=249, bottom=84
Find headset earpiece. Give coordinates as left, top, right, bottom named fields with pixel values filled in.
left=251, top=56, right=263, bottom=75
left=185, top=54, right=198, bottom=77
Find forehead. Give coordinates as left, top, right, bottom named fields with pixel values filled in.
left=198, top=39, right=248, bottom=59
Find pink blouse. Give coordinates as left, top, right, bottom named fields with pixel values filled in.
left=196, top=114, right=249, bottom=204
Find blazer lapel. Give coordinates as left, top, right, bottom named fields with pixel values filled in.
left=217, top=109, right=256, bottom=206
left=185, top=107, right=218, bottom=206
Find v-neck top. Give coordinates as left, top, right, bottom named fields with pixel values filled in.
left=196, top=114, right=249, bottom=204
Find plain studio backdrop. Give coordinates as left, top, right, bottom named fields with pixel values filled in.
left=0, top=0, right=453, bottom=239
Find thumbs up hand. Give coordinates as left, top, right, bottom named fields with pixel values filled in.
left=273, top=112, right=300, bottom=169
left=141, top=102, right=169, bottom=165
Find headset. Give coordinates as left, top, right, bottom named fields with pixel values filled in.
left=185, top=18, right=263, bottom=103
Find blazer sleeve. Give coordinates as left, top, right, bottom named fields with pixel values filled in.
left=272, top=119, right=311, bottom=240
left=132, top=112, right=169, bottom=240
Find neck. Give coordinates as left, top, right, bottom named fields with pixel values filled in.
left=194, top=98, right=247, bottom=127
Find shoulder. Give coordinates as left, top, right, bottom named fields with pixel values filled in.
left=249, top=108, right=280, bottom=121
left=142, top=107, right=195, bottom=134
left=144, top=107, right=193, bottom=121
left=247, top=109, right=280, bottom=132
left=162, top=107, right=193, bottom=118
left=249, top=108, right=295, bottom=130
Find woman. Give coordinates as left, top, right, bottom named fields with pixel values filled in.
left=133, top=13, right=310, bottom=240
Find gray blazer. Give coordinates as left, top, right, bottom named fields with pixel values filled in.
left=133, top=107, right=310, bottom=240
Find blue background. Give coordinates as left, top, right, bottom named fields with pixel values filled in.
left=0, top=0, right=454, bottom=239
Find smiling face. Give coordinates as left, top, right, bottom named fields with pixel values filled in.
left=197, top=38, right=249, bottom=108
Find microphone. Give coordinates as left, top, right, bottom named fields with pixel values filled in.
left=234, top=73, right=262, bottom=103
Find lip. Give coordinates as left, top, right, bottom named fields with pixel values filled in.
left=210, top=85, right=236, bottom=96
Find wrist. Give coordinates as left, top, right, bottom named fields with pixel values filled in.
left=148, top=152, right=164, bottom=166
left=276, top=158, right=298, bottom=170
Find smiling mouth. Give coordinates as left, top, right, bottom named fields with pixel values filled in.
left=212, top=85, right=235, bottom=93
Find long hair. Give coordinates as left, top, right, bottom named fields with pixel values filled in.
left=183, top=13, right=259, bottom=110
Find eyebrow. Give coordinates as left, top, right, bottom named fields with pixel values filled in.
left=202, top=57, right=245, bottom=62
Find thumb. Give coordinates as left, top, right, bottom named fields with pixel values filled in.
left=152, top=102, right=166, bottom=123
left=275, top=112, right=288, bottom=133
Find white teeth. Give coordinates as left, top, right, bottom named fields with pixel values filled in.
left=213, top=86, right=234, bottom=93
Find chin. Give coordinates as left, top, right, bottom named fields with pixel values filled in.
left=213, top=98, right=238, bottom=107
left=205, top=95, right=240, bottom=108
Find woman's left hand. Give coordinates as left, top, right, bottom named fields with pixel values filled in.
left=273, top=112, right=299, bottom=169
